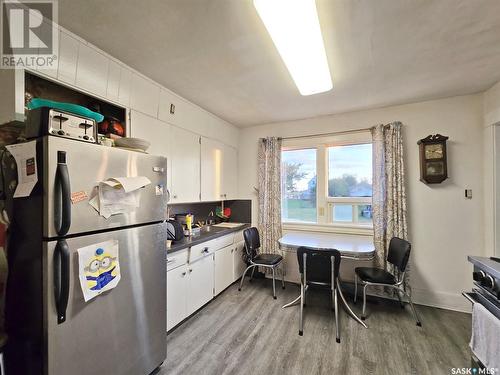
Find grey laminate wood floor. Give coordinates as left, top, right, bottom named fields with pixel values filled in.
left=161, top=279, right=471, bottom=375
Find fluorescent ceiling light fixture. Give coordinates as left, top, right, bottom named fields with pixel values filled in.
left=254, top=0, right=332, bottom=96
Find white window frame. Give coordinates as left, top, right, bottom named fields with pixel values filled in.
left=281, top=131, right=373, bottom=235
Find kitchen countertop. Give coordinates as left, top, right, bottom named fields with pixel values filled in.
left=168, top=223, right=251, bottom=254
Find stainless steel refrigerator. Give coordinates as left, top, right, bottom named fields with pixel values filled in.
left=5, top=135, right=168, bottom=375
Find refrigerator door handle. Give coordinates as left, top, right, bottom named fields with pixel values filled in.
left=54, top=239, right=70, bottom=324
left=54, top=151, right=71, bottom=236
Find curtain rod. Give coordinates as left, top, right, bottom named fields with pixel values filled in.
left=278, top=126, right=373, bottom=141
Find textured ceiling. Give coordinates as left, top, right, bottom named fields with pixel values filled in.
left=58, top=0, right=500, bottom=127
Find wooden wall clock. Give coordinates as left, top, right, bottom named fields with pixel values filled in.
left=417, top=134, right=449, bottom=184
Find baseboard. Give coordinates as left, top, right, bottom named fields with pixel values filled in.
left=410, top=288, right=471, bottom=313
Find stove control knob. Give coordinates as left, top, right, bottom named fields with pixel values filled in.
left=57, top=130, right=65, bottom=135
left=473, top=271, right=485, bottom=283
left=483, top=274, right=495, bottom=289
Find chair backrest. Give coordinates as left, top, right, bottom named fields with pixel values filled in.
left=387, top=237, right=411, bottom=273
left=243, top=227, right=260, bottom=261
left=296, top=247, right=341, bottom=286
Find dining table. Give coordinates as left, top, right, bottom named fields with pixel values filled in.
left=278, top=232, right=376, bottom=328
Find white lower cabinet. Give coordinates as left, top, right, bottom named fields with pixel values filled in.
left=233, top=241, right=247, bottom=283
left=166, top=264, right=188, bottom=331
left=214, top=245, right=234, bottom=295
left=187, top=254, right=214, bottom=316
left=167, top=232, right=243, bottom=331
left=167, top=255, right=214, bottom=331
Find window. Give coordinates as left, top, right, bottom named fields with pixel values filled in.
left=327, top=143, right=372, bottom=224
left=281, top=134, right=373, bottom=229
left=282, top=148, right=317, bottom=223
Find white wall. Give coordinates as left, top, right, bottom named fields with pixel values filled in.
left=238, top=94, right=485, bottom=312
left=483, top=81, right=500, bottom=257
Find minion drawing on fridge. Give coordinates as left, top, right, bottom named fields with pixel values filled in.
left=78, top=240, right=121, bottom=302
left=84, top=247, right=118, bottom=291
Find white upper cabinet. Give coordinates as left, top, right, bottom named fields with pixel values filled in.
left=106, top=60, right=121, bottom=101
left=170, top=126, right=200, bottom=203
left=33, top=18, right=58, bottom=78
left=76, top=44, right=109, bottom=96
left=118, top=67, right=132, bottom=107
left=200, top=137, right=224, bottom=201
left=130, top=110, right=171, bottom=191
left=57, top=31, right=79, bottom=84
left=158, top=88, right=177, bottom=124
left=130, top=73, right=160, bottom=117
left=223, top=144, right=238, bottom=200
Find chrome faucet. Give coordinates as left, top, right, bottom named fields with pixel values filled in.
left=206, top=210, right=215, bottom=225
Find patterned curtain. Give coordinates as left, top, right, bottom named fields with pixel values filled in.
left=257, top=137, right=282, bottom=254
left=372, top=122, right=410, bottom=291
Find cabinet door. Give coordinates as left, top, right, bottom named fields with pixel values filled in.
left=200, top=137, right=224, bottom=201
left=167, top=265, right=188, bottom=331
left=223, top=144, right=237, bottom=199
left=233, top=241, right=247, bottom=282
left=130, top=73, right=160, bottom=117
left=76, top=43, right=109, bottom=96
left=106, top=60, right=121, bottom=101
left=130, top=111, right=171, bottom=192
left=187, top=255, right=214, bottom=316
left=118, top=67, right=132, bottom=107
left=214, top=245, right=234, bottom=295
left=57, top=31, right=79, bottom=84
left=158, top=88, right=177, bottom=124
left=170, top=126, right=200, bottom=203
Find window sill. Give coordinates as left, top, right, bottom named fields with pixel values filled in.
left=282, top=222, right=373, bottom=236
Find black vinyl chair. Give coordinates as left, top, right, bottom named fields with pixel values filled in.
left=297, top=247, right=342, bottom=343
left=238, top=227, right=285, bottom=299
left=354, top=237, right=421, bottom=326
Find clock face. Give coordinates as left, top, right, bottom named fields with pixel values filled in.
left=424, top=143, right=443, bottom=159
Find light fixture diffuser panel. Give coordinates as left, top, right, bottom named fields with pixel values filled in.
left=254, top=0, right=332, bottom=95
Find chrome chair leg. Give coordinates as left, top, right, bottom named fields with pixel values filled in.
left=281, top=263, right=285, bottom=289
left=299, top=281, right=304, bottom=336
left=238, top=265, right=254, bottom=291
left=249, top=266, right=256, bottom=282
left=402, top=289, right=422, bottom=327
left=396, top=288, right=405, bottom=309
left=361, top=284, right=368, bottom=320
left=334, top=287, right=340, bottom=343
left=272, top=266, right=277, bottom=300
left=337, top=280, right=367, bottom=328
left=354, top=274, right=358, bottom=304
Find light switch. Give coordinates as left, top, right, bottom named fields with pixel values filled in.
left=465, top=189, right=472, bottom=199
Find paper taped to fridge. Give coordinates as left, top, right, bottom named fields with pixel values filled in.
left=5, top=141, right=38, bottom=198
left=78, top=240, right=121, bottom=302
left=89, top=176, right=151, bottom=218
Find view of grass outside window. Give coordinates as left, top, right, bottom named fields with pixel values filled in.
left=282, top=149, right=317, bottom=222
left=281, top=140, right=373, bottom=227
left=328, top=143, right=373, bottom=224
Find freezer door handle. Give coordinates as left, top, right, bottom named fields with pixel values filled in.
left=54, top=239, right=70, bottom=324
left=54, top=151, right=71, bottom=236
